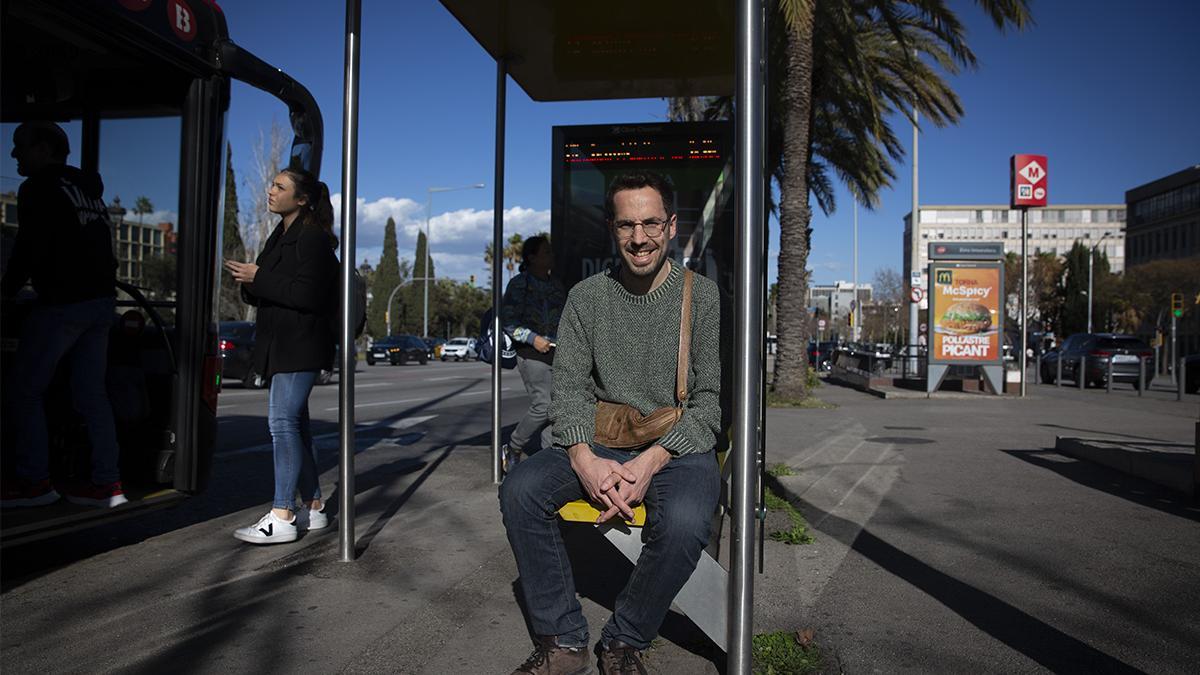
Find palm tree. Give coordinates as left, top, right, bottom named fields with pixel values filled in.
left=134, top=195, right=154, bottom=225
left=705, top=0, right=1032, bottom=399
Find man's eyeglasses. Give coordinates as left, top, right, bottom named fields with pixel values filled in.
left=612, top=218, right=670, bottom=238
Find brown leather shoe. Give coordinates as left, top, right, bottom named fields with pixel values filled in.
left=597, top=640, right=646, bottom=675
left=511, top=635, right=593, bottom=675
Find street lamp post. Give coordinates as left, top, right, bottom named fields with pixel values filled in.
left=385, top=282, right=407, bottom=336
left=424, top=183, right=485, bottom=337
left=1087, top=232, right=1111, bottom=334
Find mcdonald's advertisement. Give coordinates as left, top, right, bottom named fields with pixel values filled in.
left=929, top=263, right=1004, bottom=364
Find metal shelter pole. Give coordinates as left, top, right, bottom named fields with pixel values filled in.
left=337, top=0, right=362, bottom=562
left=730, top=0, right=765, bottom=671
left=491, top=57, right=507, bottom=485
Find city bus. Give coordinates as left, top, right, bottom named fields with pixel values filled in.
left=0, top=0, right=323, bottom=547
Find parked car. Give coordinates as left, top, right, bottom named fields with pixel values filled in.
left=807, top=341, right=838, bottom=372
left=218, top=321, right=266, bottom=389
left=422, top=336, right=447, bottom=360
left=368, top=335, right=429, bottom=366
left=221, top=321, right=337, bottom=386
left=1040, top=333, right=1153, bottom=388
left=441, top=336, right=478, bottom=361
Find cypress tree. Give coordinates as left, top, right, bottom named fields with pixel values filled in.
left=369, top=217, right=403, bottom=336
left=220, top=143, right=247, bottom=321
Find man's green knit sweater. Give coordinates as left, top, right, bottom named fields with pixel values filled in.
left=551, top=261, right=722, bottom=456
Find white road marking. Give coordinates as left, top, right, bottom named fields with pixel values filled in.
left=322, top=387, right=513, bottom=411
left=217, top=415, right=440, bottom=456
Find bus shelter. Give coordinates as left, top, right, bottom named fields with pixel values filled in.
left=334, top=2, right=767, bottom=670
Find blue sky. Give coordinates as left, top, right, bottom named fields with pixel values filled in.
left=4, top=1, right=1197, bottom=287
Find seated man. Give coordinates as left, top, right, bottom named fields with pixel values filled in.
left=500, top=170, right=722, bottom=675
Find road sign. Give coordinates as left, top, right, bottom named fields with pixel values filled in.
left=919, top=322, right=928, bottom=334
left=818, top=319, right=827, bottom=330
left=1011, top=154, right=1048, bottom=208
left=911, top=272, right=924, bottom=288
left=910, top=287, right=925, bottom=303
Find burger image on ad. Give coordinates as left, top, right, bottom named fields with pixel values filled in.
left=939, top=301, right=992, bottom=335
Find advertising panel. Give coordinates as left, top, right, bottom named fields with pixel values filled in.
left=929, top=262, right=1004, bottom=365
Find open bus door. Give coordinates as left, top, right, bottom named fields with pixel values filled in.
left=0, top=0, right=322, bottom=547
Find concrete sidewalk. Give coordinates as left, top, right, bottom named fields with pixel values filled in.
left=2, top=381, right=1198, bottom=674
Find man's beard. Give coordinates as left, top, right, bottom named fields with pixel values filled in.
left=621, top=244, right=667, bottom=278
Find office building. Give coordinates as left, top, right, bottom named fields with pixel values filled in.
left=903, top=205, right=1127, bottom=290
left=806, top=281, right=872, bottom=318
left=1124, top=165, right=1200, bottom=268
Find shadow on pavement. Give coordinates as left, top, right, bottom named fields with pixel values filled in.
left=1035, top=423, right=1179, bottom=444
left=0, top=382, right=494, bottom=592
left=764, top=475, right=1147, bottom=674
left=1002, top=449, right=1200, bottom=522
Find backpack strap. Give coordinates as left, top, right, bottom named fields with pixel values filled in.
left=676, top=269, right=694, bottom=405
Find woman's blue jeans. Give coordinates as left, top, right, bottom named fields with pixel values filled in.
left=268, top=371, right=321, bottom=510
left=499, top=444, right=720, bottom=650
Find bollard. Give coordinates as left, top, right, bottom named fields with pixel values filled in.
left=1056, top=353, right=1062, bottom=387
left=1106, top=356, right=1113, bottom=394
left=1138, top=355, right=1145, bottom=397
left=1035, top=350, right=1041, bottom=385
left=1078, top=355, right=1086, bottom=390
left=1179, top=357, right=1186, bottom=402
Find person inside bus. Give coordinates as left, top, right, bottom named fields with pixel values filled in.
left=1, top=122, right=128, bottom=509
left=500, top=234, right=566, bottom=473
left=500, top=171, right=722, bottom=675
left=224, top=167, right=338, bottom=545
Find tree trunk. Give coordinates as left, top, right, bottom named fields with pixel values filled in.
left=772, top=12, right=815, bottom=400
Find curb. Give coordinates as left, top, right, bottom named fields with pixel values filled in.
left=1054, top=436, right=1198, bottom=499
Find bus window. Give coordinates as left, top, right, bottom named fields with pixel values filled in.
left=99, top=117, right=182, bottom=318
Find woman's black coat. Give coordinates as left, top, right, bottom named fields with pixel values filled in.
left=241, top=220, right=338, bottom=378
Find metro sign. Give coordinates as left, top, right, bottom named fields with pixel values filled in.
left=1011, top=154, right=1048, bottom=208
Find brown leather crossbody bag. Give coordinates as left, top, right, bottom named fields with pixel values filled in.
left=593, top=269, right=694, bottom=449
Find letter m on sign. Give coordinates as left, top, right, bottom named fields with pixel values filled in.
left=936, top=270, right=953, bottom=285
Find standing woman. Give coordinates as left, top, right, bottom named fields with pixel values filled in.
left=500, top=235, right=566, bottom=472
left=225, top=168, right=338, bottom=544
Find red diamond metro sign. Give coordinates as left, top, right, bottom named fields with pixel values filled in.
left=1011, top=154, right=1048, bottom=208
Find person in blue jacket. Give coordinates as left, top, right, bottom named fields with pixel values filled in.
left=501, top=235, right=566, bottom=472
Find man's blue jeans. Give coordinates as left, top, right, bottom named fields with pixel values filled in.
left=10, top=297, right=121, bottom=485
left=268, top=370, right=321, bottom=510
left=499, top=444, right=720, bottom=650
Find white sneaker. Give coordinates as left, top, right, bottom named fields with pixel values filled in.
left=233, top=511, right=298, bottom=545
left=296, top=504, right=330, bottom=531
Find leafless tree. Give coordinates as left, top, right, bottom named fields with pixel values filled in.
left=243, top=118, right=288, bottom=260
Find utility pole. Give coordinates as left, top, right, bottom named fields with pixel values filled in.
left=908, top=107, right=920, bottom=374
left=852, top=199, right=859, bottom=343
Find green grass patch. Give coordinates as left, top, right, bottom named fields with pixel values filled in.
left=764, top=487, right=814, bottom=545
left=752, top=630, right=822, bottom=674
left=766, top=463, right=794, bottom=477
left=766, top=392, right=836, bottom=409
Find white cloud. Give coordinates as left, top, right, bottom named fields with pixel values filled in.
left=325, top=193, right=549, bottom=282
left=117, top=209, right=178, bottom=228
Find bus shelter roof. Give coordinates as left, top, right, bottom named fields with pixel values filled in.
left=438, top=0, right=735, bottom=102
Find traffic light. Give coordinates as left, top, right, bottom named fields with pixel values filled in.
left=1172, top=292, right=1184, bottom=318
left=469, top=274, right=475, bottom=286
left=847, top=310, right=853, bottom=327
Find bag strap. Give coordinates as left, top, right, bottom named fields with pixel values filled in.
left=676, top=269, right=694, bottom=404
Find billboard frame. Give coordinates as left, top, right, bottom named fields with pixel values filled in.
left=926, top=260, right=1006, bottom=395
